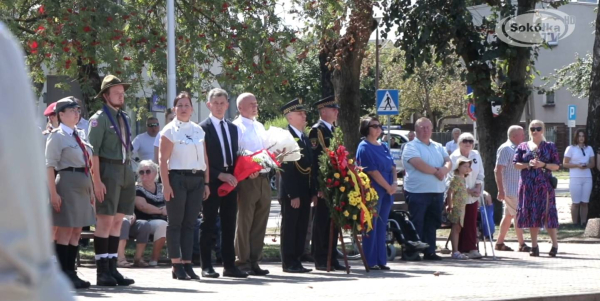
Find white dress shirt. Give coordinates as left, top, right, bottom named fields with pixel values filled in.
left=209, top=114, right=239, bottom=167
left=132, top=132, right=157, bottom=161
left=161, top=119, right=207, bottom=171
left=290, top=125, right=305, bottom=139
left=233, top=116, right=269, bottom=172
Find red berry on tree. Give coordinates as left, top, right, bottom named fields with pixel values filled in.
left=83, top=26, right=91, bottom=32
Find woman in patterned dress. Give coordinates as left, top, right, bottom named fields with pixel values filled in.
left=513, top=120, right=560, bottom=257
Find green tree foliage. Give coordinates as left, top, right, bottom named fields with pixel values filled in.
left=1, top=0, right=296, bottom=114
left=543, top=53, right=592, bottom=99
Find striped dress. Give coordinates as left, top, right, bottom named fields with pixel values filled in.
left=513, top=141, right=560, bottom=229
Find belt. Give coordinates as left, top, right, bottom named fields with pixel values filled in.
left=170, top=169, right=205, bottom=176
left=100, top=157, right=130, bottom=165
left=58, top=167, right=86, bottom=173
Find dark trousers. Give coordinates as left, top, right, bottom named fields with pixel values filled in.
left=406, top=192, right=443, bottom=255
left=459, top=202, right=479, bottom=253
left=166, top=173, right=204, bottom=260
left=312, top=198, right=339, bottom=266
left=280, top=194, right=311, bottom=268
left=200, top=184, right=237, bottom=269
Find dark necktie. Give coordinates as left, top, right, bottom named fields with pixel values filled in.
left=220, top=120, right=233, bottom=166
left=73, top=131, right=91, bottom=176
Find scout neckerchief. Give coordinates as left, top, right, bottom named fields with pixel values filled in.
left=73, top=130, right=92, bottom=176
left=102, top=104, right=131, bottom=161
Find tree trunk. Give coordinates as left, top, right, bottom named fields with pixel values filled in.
left=586, top=3, right=600, bottom=218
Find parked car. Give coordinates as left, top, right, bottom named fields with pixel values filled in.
left=382, top=129, right=409, bottom=177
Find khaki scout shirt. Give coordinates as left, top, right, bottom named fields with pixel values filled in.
left=87, top=105, right=132, bottom=161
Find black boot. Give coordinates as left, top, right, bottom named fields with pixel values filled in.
left=172, top=263, right=191, bottom=280
left=67, top=245, right=90, bottom=289
left=108, top=257, right=135, bottom=286
left=183, top=263, right=200, bottom=280
left=96, top=258, right=118, bottom=286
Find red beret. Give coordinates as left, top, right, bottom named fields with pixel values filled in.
left=44, top=102, right=57, bottom=116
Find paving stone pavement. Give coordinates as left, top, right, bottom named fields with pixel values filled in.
left=73, top=240, right=600, bottom=301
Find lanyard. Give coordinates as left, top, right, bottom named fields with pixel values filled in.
left=102, top=104, right=131, bottom=150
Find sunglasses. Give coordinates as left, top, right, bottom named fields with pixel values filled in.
left=369, top=124, right=382, bottom=129
left=138, top=169, right=152, bottom=176
left=147, top=123, right=159, bottom=127
left=462, top=139, right=474, bottom=144
left=530, top=127, right=543, bottom=132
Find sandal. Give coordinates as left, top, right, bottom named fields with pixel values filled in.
left=117, top=258, right=133, bottom=268
left=133, top=259, right=149, bottom=267
left=518, top=244, right=532, bottom=252
left=495, top=243, right=514, bottom=251
left=452, top=252, right=469, bottom=260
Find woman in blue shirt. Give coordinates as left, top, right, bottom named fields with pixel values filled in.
left=356, top=117, right=397, bottom=270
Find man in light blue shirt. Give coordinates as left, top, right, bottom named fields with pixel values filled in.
left=402, top=117, right=452, bottom=260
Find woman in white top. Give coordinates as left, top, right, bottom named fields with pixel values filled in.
left=449, top=132, right=485, bottom=259
left=563, top=129, right=594, bottom=227
left=159, top=92, right=210, bottom=280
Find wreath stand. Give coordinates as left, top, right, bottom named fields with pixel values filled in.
left=326, top=220, right=370, bottom=273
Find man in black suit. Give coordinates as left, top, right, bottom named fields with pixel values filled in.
left=279, top=98, right=316, bottom=273
left=308, top=95, right=345, bottom=271
left=199, top=88, right=247, bottom=279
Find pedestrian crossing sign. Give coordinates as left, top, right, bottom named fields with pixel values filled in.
left=376, top=89, right=399, bottom=115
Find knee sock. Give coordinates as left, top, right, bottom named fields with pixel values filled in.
left=108, top=236, right=120, bottom=259
left=55, top=243, right=70, bottom=271
left=94, top=236, right=109, bottom=260
left=68, top=245, right=79, bottom=271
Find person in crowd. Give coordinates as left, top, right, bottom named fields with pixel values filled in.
left=449, top=133, right=484, bottom=259
left=159, top=92, right=209, bottom=280
left=494, top=126, right=531, bottom=252
left=563, top=129, right=595, bottom=227
left=88, top=75, right=136, bottom=286
left=117, top=160, right=168, bottom=268
left=402, top=117, right=451, bottom=261
left=154, top=108, right=176, bottom=163
left=445, top=157, right=472, bottom=260
left=233, top=93, right=272, bottom=276
left=514, top=120, right=560, bottom=257
left=390, top=137, right=400, bottom=149
left=42, top=101, right=59, bottom=138
left=133, top=117, right=161, bottom=161
left=75, top=97, right=89, bottom=139
left=445, top=128, right=461, bottom=155
left=0, top=22, right=74, bottom=300
left=356, top=116, right=397, bottom=270
left=279, top=98, right=314, bottom=273
left=199, top=88, right=247, bottom=278
left=309, top=95, right=344, bottom=271
left=45, top=97, right=96, bottom=289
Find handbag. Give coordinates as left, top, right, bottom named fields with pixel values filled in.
left=549, top=175, right=558, bottom=189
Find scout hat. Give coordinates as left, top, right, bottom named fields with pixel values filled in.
left=54, top=96, right=80, bottom=114
left=95, top=74, right=131, bottom=99
left=280, top=98, right=306, bottom=115
left=44, top=102, right=58, bottom=116
left=314, top=95, right=339, bottom=110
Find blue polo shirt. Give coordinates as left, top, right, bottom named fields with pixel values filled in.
left=402, top=137, right=448, bottom=193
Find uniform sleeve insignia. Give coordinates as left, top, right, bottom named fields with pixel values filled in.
left=310, top=138, right=318, bottom=149
left=91, top=119, right=98, bottom=127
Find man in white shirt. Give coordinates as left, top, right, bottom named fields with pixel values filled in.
left=232, top=93, right=272, bottom=276
left=132, top=117, right=160, bottom=161
left=445, top=128, right=461, bottom=155
left=75, top=98, right=89, bottom=139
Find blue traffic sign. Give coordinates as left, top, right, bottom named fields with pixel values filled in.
left=568, top=105, right=576, bottom=121
left=376, top=89, right=399, bottom=115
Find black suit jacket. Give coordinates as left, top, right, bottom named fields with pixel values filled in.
left=309, top=120, right=334, bottom=191
left=200, top=117, right=239, bottom=185
left=280, top=125, right=316, bottom=200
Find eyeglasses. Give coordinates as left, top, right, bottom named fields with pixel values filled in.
left=462, top=139, right=474, bottom=144
left=138, top=169, right=152, bottom=176
left=530, top=127, right=543, bottom=132
left=147, top=123, right=159, bottom=127
left=369, top=124, right=382, bottom=129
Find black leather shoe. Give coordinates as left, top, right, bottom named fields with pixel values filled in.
left=283, top=266, right=304, bottom=273
left=183, top=263, right=200, bottom=280
left=223, top=267, right=248, bottom=278
left=201, top=267, right=220, bottom=278
left=66, top=271, right=91, bottom=289
left=379, top=265, right=391, bottom=270
left=315, top=265, right=328, bottom=271
left=252, top=266, right=270, bottom=276
left=108, top=257, right=135, bottom=286
left=423, top=253, right=443, bottom=261
left=172, top=263, right=191, bottom=280
left=297, top=265, right=312, bottom=273
left=96, top=258, right=117, bottom=286
left=332, top=261, right=347, bottom=271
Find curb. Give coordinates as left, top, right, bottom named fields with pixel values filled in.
left=435, top=237, right=600, bottom=244
left=500, top=293, right=600, bottom=301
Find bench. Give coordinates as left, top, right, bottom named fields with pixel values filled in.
left=77, top=231, right=95, bottom=267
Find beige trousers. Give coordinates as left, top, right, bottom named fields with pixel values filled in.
left=234, top=175, right=272, bottom=267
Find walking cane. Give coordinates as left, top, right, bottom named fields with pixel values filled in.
left=479, top=195, right=496, bottom=260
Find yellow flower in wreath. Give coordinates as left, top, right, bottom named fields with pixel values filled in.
left=352, top=215, right=357, bottom=220
left=343, top=210, right=350, bottom=217
left=334, top=173, right=340, bottom=179
left=365, top=193, right=371, bottom=201
left=357, top=225, right=363, bottom=231
left=348, top=159, right=354, bottom=165
left=349, top=196, right=360, bottom=207
left=339, top=186, right=346, bottom=192
left=344, top=177, right=349, bottom=182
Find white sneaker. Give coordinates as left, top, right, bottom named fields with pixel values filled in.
left=149, top=260, right=158, bottom=267
left=468, top=250, right=483, bottom=259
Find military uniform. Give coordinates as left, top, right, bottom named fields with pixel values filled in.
left=309, top=96, right=343, bottom=270
left=87, top=105, right=135, bottom=216
left=279, top=99, right=316, bottom=273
